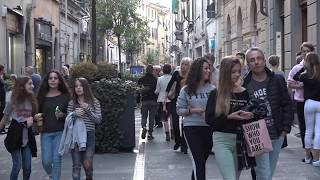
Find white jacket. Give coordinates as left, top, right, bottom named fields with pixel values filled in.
left=155, top=74, right=172, bottom=103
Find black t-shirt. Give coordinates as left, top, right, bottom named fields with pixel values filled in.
left=40, top=93, right=70, bottom=133
left=246, top=78, right=279, bottom=139
left=206, top=90, right=251, bottom=134
left=293, top=69, right=320, bottom=101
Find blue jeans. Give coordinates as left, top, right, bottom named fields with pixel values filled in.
left=254, top=136, right=284, bottom=180
left=10, top=146, right=32, bottom=180
left=41, top=131, right=63, bottom=180
left=71, top=131, right=96, bottom=180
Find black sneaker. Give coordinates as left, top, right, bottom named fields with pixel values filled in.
left=141, top=128, right=147, bottom=139
left=147, top=134, right=154, bottom=140
left=173, top=144, right=180, bottom=150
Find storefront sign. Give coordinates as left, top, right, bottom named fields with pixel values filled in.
left=6, top=12, right=20, bottom=33
left=35, top=21, right=52, bottom=43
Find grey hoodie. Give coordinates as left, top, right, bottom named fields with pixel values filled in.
left=176, top=83, right=215, bottom=127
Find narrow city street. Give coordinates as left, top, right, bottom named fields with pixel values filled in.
left=0, top=109, right=320, bottom=180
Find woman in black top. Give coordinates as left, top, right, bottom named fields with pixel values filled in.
left=206, top=56, right=254, bottom=180
left=164, top=57, right=191, bottom=151
left=36, top=71, right=71, bottom=180
left=293, top=52, right=320, bottom=166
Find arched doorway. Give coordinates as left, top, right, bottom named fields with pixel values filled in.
left=226, top=15, right=232, bottom=55
left=237, top=7, right=243, bottom=51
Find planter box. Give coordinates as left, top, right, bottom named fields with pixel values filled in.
left=117, top=94, right=136, bottom=151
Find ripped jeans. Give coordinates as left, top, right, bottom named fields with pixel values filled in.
left=71, top=131, right=95, bottom=180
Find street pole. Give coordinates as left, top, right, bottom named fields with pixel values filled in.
left=91, top=0, right=97, bottom=64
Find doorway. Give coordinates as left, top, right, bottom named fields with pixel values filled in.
left=35, top=47, right=48, bottom=76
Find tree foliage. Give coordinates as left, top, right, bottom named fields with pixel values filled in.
left=143, top=51, right=156, bottom=66
left=96, top=0, right=149, bottom=69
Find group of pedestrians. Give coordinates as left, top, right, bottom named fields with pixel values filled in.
left=0, top=67, right=102, bottom=180
left=288, top=42, right=320, bottom=166
left=138, top=58, right=191, bottom=153
left=138, top=45, right=308, bottom=180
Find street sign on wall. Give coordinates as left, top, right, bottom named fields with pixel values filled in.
left=209, top=36, right=215, bottom=49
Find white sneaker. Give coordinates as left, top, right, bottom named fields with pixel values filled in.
left=305, top=157, right=312, bottom=164
left=312, top=160, right=320, bottom=167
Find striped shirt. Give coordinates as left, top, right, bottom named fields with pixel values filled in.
left=67, top=99, right=102, bottom=131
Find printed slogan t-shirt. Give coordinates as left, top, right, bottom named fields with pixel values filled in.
left=246, top=77, right=279, bottom=139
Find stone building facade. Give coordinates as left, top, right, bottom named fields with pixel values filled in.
left=220, top=0, right=320, bottom=74
left=0, top=0, right=60, bottom=76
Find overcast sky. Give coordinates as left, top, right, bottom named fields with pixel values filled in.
left=148, top=0, right=171, bottom=8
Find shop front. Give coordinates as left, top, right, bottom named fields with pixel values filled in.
left=34, top=18, right=53, bottom=76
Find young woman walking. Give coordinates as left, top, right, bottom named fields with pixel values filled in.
left=36, top=70, right=71, bottom=180
left=0, top=77, right=38, bottom=180
left=293, top=52, right=320, bottom=166
left=176, top=57, right=214, bottom=180
left=67, top=77, right=102, bottom=180
left=205, top=56, right=255, bottom=180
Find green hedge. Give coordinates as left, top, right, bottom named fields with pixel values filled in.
left=70, top=62, right=139, bottom=153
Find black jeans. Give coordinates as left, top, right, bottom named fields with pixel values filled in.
left=297, top=101, right=306, bottom=148
left=184, top=126, right=213, bottom=180
left=170, top=103, right=181, bottom=145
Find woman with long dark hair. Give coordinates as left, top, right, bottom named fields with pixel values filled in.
left=0, top=77, right=38, bottom=180
left=176, top=58, right=214, bottom=180
left=206, top=56, right=254, bottom=180
left=36, top=70, right=71, bottom=180
left=293, top=52, right=320, bottom=166
left=66, top=78, right=101, bottom=180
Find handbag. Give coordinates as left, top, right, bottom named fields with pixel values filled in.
left=242, top=119, right=273, bottom=157
left=167, top=81, right=177, bottom=100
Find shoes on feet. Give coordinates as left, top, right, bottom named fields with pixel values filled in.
left=304, top=157, right=312, bottom=164
left=141, top=128, right=147, bottom=139
left=173, top=144, right=180, bottom=150
left=147, top=133, right=154, bottom=140
left=312, top=160, right=320, bottom=167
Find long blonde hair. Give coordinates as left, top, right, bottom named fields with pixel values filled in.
left=215, top=56, right=241, bottom=115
